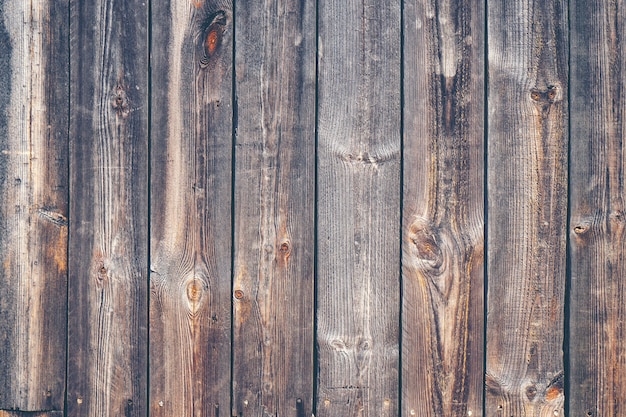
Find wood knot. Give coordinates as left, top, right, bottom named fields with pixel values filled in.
left=185, top=278, right=204, bottom=303
left=200, top=11, right=228, bottom=68
left=408, top=220, right=443, bottom=273
left=530, top=85, right=560, bottom=104
left=234, top=289, right=244, bottom=299
left=112, top=85, right=129, bottom=117
left=525, top=384, right=537, bottom=401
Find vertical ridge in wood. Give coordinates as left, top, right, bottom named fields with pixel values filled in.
left=402, top=0, right=485, bottom=415
left=149, top=0, right=233, bottom=415
left=569, top=0, right=626, bottom=415
left=0, top=0, right=69, bottom=412
left=316, top=0, right=402, bottom=416
left=486, top=0, right=568, bottom=415
left=67, top=0, right=148, bottom=415
left=232, top=0, right=315, bottom=415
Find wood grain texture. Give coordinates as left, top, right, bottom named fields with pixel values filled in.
left=401, top=0, right=484, bottom=415
left=569, top=0, right=626, bottom=415
left=232, top=0, right=315, bottom=416
left=486, top=0, right=568, bottom=415
left=149, top=0, right=233, bottom=415
left=316, top=0, right=401, bottom=416
left=0, top=0, right=68, bottom=412
left=66, top=0, right=148, bottom=415
left=0, top=412, right=63, bottom=417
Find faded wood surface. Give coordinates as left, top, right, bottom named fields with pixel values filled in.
left=66, top=0, right=148, bottom=415
left=569, top=0, right=626, bottom=415
left=486, top=0, right=568, bottom=415
left=149, top=0, right=233, bottom=415
left=232, top=0, right=315, bottom=415
left=0, top=0, right=68, bottom=413
left=401, top=0, right=484, bottom=416
left=316, top=0, right=401, bottom=416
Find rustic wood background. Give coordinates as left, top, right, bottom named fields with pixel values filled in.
left=0, top=0, right=623, bottom=416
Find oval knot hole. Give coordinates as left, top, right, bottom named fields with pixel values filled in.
left=186, top=279, right=204, bottom=303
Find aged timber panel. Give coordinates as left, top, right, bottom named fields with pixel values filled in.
left=0, top=0, right=68, bottom=413
left=402, top=0, right=485, bottom=415
left=66, top=0, right=148, bottom=415
left=149, top=0, right=233, bottom=415
left=569, top=0, right=626, bottom=415
left=232, top=0, right=315, bottom=416
left=486, top=0, right=568, bottom=415
left=316, top=0, right=401, bottom=416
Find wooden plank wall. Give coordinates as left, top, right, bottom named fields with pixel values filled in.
left=1, top=0, right=626, bottom=416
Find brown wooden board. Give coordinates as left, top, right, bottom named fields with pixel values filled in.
left=316, top=0, right=401, bottom=416
left=149, top=0, right=233, bottom=415
left=66, top=0, right=148, bottom=415
left=0, top=0, right=68, bottom=413
left=569, top=0, right=626, bottom=415
left=231, top=0, right=315, bottom=416
left=0, top=412, right=63, bottom=417
left=401, top=0, right=485, bottom=415
left=485, top=0, right=568, bottom=415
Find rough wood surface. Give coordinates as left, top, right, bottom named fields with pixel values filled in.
left=316, top=0, right=401, bottom=416
left=569, top=0, right=626, bottom=415
left=486, top=0, right=568, bottom=415
left=66, top=0, right=148, bottom=415
left=401, top=0, right=484, bottom=415
left=232, top=0, right=315, bottom=416
left=149, top=0, right=233, bottom=415
left=0, top=412, right=63, bottom=417
left=0, top=0, right=68, bottom=412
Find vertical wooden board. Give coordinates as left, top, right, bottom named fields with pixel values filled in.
left=0, top=0, right=68, bottom=412
left=486, top=0, right=568, bottom=415
left=401, top=0, right=484, bottom=416
left=232, top=0, right=315, bottom=416
left=149, top=0, right=233, bottom=415
left=316, top=0, right=401, bottom=416
left=569, top=0, right=626, bottom=415
left=66, top=0, right=148, bottom=415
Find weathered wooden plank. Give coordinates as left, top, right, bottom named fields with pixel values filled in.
left=0, top=412, right=63, bottom=417
left=486, top=0, right=568, bottom=415
left=149, top=0, right=233, bottom=415
left=401, top=0, right=484, bottom=415
left=316, top=0, right=401, bottom=416
left=66, top=0, right=148, bottom=415
left=569, top=1, right=626, bottom=415
left=0, top=0, right=68, bottom=413
left=232, top=0, right=315, bottom=416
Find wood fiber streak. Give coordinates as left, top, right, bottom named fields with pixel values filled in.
left=66, top=0, right=148, bottom=415
left=0, top=0, right=68, bottom=412
left=569, top=0, right=626, bottom=415
left=486, top=0, right=568, bottom=415
left=316, top=0, right=401, bottom=416
left=149, top=0, right=233, bottom=415
left=402, top=0, right=484, bottom=416
left=232, top=0, right=315, bottom=416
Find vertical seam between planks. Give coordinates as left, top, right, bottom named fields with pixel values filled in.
left=146, top=0, right=152, bottom=414
left=313, top=0, right=320, bottom=413
left=563, top=0, right=572, bottom=414
left=482, top=0, right=489, bottom=414
left=64, top=1, right=72, bottom=415
left=230, top=0, right=238, bottom=414
left=399, top=0, right=405, bottom=414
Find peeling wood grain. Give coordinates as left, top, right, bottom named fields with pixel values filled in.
left=486, top=0, right=568, bottom=415
left=66, top=0, right=148, bottom=415
left=149, top=0, right=233, bottom=415
left=0, top=0, right=68, bottom=412
left=316, top=0, right=401, bottom=416
left=232, top=0, right=315, bottom=415
left=569, top=0, right=626, bottom=415
left=402, top=0, right=485, bottom=415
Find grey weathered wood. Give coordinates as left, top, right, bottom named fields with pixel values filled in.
left=569, top=0, right=626, bottom=415
left=0, top=0, right=68, bottom=413
left=486, top=0, right=568, bottom=415
left=232, top=0, right=315, bottom=416
left=316, top=0, right=401, bottom=416
left=66, top=0, right=148, bottom=415
left=149, top=0, right=233, bottom=415
left=401, top=0, right=484, bottom=415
